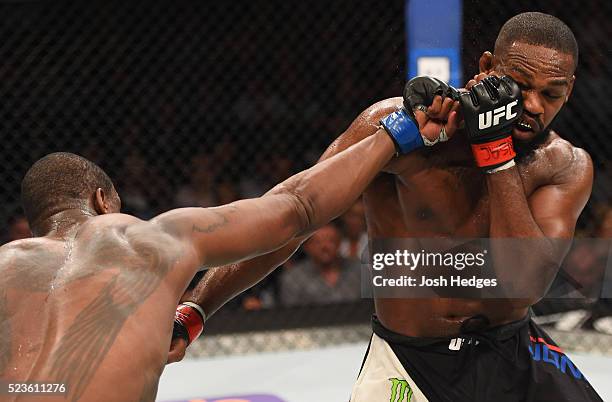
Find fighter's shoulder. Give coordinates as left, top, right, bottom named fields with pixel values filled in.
left=95, top=213, right=179, bottom=243
left=541, top=131, right=593, bottom=184
left=0, top=237, right=53, bottom=257
left=0, top=238, right=56, bottom=275
left=0, top=241, right=20, bottom=267
left=81, top=214, right=183, bottom=260
left=359, top=97, right=403, bottom=121
left=320, top=97, right=403, bottom=162
left=75, top=213, right=144, bottom=242
left=78, top=213, right=176, bottom=248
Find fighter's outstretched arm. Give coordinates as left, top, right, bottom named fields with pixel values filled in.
left=175, top=99, right=402, bottom=321
left=165, top=91, right=460, bottom=362
left=164, top=100, right=405, bottom=364
left=152, top=129, right=395, bottom=271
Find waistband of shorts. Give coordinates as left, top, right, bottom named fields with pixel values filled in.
left=371, top=314, right=531, bottom=347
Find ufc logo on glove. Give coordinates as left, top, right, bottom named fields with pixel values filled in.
left=478, top=100, right=519, bottom=129
left=458, top=75, right=523, bottom=172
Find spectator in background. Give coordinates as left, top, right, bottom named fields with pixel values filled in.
left=280, top=223, right=361, bottom=307
left=175, top=154, right=217, bottom=208
left=239, top=156, right=269, bottom=198
left=7, top=214, right=31, bottom=241
left=597, top=205, right=612, bottom=238
left=590, top=204, right=612, bottom=334
left=339, top=199, right=367, bottom=261
left=534, top=202, right=612, bottom=333
left=215, top=180, right=240, bottom=205
left=117, top=152, right=156, bottom=218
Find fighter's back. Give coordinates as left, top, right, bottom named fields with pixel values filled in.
left=0, top=213, right=189, bottom=402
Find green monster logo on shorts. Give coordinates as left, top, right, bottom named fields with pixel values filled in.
left=388, top=378, right=413, bottom=402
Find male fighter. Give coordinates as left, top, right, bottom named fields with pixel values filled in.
left=171, top=12, right=602, bottom=401
left=0, top=112, right=438, bottom=402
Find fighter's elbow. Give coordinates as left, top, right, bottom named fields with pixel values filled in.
left=270, top=183, right=316, bottom=236
left=289, top=188, right=317, bottom=236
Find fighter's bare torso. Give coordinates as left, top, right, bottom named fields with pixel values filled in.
left=0, top=214, right=192, bottom=402
left=347, top=97, right=588, bottom=337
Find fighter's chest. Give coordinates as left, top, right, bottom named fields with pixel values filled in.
left=395, top=166, right=491, bottom=236
left=366, top=152, right=544, bottom=238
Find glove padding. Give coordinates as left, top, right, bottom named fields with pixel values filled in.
left=403, top=76, right=459, bottom=120
left=381, top=76, right=459, bottom=154
left=172, top=303, right=205, bottom=345
left=458, top=75, right=523, bottom=171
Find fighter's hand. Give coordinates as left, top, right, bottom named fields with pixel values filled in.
left=166, top=303, right=205, bottom=364
left=167, top=336, right=188, bottom=364
left=465, top=72, right=497, bottom=91
left=458, top=75, right=523, bottom=173
left=380, top=76, right=461, bottom=154
left=413, top=94, right=461, bottom=145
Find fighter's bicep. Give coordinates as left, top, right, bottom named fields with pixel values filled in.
left=156, top=195, right=305, bottom=269
left=528, top=144, right=594, bottom=237
left=528, top=168, right=593, bottom=238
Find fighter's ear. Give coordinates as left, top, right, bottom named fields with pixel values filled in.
left=93, top=188, right=111, bottom=215
left=479, top=51, right=494, bottom=73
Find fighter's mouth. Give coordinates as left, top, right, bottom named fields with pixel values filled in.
left=516, top=119, right=532, bottom=131
left=515, top=116, right=540, bottom=133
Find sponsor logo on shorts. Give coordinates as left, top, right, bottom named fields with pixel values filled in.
left=448, top=337, right=463, bottom=350
left=448, top=337, right=480, bottom=350
left=528, top=335, right=584, bottom=380
left=388, top=378, right=413, bottom=402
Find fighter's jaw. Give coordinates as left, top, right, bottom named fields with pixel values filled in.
left=512, top=126, right=538, bottom=142
left=511, top=113, right=544, bottom=142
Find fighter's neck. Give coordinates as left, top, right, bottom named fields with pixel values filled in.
left=34, top=209, right=95, bottom=238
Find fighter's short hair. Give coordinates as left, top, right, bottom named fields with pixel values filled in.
left=495, top=12, right=579, bottom=70
left=21, top=152, right=114, bottom=228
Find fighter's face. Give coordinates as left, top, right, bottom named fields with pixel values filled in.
left=304, top=225, right=341, bottom=266
left=491, top=42, right=576, bottom=143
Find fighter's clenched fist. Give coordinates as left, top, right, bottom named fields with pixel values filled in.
left=459, top=75, right=523, bottom=173
left=380, top=76, right=461, bottom=154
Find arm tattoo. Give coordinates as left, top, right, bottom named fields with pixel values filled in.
left=192, top=206, right=238, bottom=234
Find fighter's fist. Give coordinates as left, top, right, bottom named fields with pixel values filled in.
left=166, top=302, right=205, bottom=364
left=458, top=75, right=523, bottom=173
left=167, top=336, right=188, bottom=364
left=381, top=76, right=461, bottom=154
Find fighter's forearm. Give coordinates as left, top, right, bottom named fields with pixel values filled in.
left=268, top=129, right=395, bottom=236
left=487, top=168, right=547, bottom=238
left=186, top=237, right=304, bottom=317
left=486, top=169, right=563, bottom=298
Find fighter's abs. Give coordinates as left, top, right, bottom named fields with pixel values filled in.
left=364, top=148, right=538, bottom=337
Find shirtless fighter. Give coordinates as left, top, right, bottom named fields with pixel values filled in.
left=171, top=13, right=602, bottom=401
left=0, top=112, right=445, bottom=400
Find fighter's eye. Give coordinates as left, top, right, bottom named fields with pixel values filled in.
left=543, top=92, right=563, bottom=100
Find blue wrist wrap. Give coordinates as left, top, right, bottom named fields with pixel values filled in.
left=380, top=109, right=424, bottom=154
